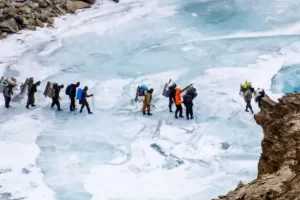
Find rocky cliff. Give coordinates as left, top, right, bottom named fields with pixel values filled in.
left=214, top=94, right=300, bottom=200
left=0, top=0, right=105, bottom=39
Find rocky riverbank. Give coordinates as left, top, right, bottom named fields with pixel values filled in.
left=214, top=94, right=300, bottom=200
left=0, top=0, right=116, bottom=39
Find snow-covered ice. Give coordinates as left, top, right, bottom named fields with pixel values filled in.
left=1, top=0, right=300, bottom=199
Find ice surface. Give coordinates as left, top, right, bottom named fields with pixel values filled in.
left=1, top=0, right=300, bottom=199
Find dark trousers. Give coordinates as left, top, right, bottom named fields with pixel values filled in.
left=175, top=104, right=183, bottom=117
left=27, top=94, right=35, bottom=106
left=246, top=100, right=253, bottom=113
left=186, top=105, right=193, bottom=119
left=4, top=96, right=11, bottom=108
left=168, top=96, right=173, bottom=110
left=51, top=98, right=61, bottom=110
left=80, top=103, right=91, bottom=113
left=70, top=96, right=75, bottom=110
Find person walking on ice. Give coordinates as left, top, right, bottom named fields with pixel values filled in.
left=142, top=88, right=154, bottom=115
left=79, top=86, right=93, bottom=114
left=26, top=81, right=40, bottom=109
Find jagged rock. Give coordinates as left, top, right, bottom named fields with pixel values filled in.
left=73, top=1, right=90, bottom=9
left=65, top=0, right=76, bottom=13
left=0, top=18, right=19, bottom=33
left=214, top=95, right=300, bottom=200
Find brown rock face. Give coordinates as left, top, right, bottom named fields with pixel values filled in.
left=0, top=0, right=96, bottom=39
left=214, top=94, right=300, bottom=200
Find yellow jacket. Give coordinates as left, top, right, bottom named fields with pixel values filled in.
left=144, top=93, right=152, bottom=105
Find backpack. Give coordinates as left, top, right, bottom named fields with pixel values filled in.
left=65, top=84, right=71, bottom=95
left=138, top=84, right=148, bottom=96
left=76, top=88, right=83, bottom=100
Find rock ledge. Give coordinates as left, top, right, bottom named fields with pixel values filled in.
left=214, top=93, right=300, bottom=200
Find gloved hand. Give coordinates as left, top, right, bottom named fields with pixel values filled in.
left=91, top=94, right=94, bottom=96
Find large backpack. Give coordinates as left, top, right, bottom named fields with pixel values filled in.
left=65, top=84, right=71, bottom=95
left=76, top=88, right=83, bottom=100
left=138, top=84, right=148, bottom=96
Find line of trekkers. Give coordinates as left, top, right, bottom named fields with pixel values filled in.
left=0, top=77, right=94, bottom=114
left=1, top=76, right=267, bottom=117
left=135, top=80, right=198, bottom=120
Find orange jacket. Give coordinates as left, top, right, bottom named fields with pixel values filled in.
left=175, top=88, right=182, bottom=105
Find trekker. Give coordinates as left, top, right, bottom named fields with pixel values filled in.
left=142, top=88, right=154, bottom=115
left=51, top=84, right=64, bottom=111
left=183, top=92, right=194, bottom=120
left=175, top=88, right=184, bottom=118
left=168, top=82, right=176, bottom=112
left=255, top=88, right=267, bottom=107
left=244, top=87, right=254, bottom=113
left=240, top=81, right=252, bottom=96
left=79, top=86, right=93, bottom=114
left=67, top=82, right=80, bottom=111
left=3, top=84, right=14, bottom=108
left=26, top=81, right=40, bottom=109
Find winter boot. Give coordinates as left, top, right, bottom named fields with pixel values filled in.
left=26, top=105, right=30, bottom=109
left=143, top=110, right=146, bottom=115
left=191, top=116, right=194, bottom=119
left=31, top=104, right=36, bottom=107
left=88, top=112, right=93, bottom=114
left=187, top=117, right=189, bottom=120
left=168, top=105, right=172, bottom=112
left=147, top=111, right=152, bottom=116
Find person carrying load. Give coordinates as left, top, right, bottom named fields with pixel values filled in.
left=135, top=84, right=148, bottom=102
left=239, top=80, right=252, bottom=95
left=2, top=78, right=16, bottom=108
left=51, top=83, right=64, bottom=111
left=142, top=88, right=154, bottom=115
left=26, top=80, right=40, bottom=109
left=167, top=81, right=177, bottom=112
left=66, top=82, right=80, bottom=111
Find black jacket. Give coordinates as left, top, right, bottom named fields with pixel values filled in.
left=168, top=87, right=175, bottom=99
left=69, top=84, right=76, bottom=98
left=53, top=85, right=63, bottom=99
left=28, top=84, right=38, bottom=95
left=183, top=94, right=193, bottom=106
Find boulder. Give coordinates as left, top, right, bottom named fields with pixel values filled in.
left=73, top=1, right=90, bottom=9
left=0, top=18, right=19, bottom=33
left=26, top=25, right=36, bottom=31
left=37, top=0, right=48, bottom=8
left=0, top=2, right=5, bottom=9
left=47, top=17, right=54, bottom=24
left=65, top=0, right=76, bottom=13
left=0, top=32, right=8, bottom=39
